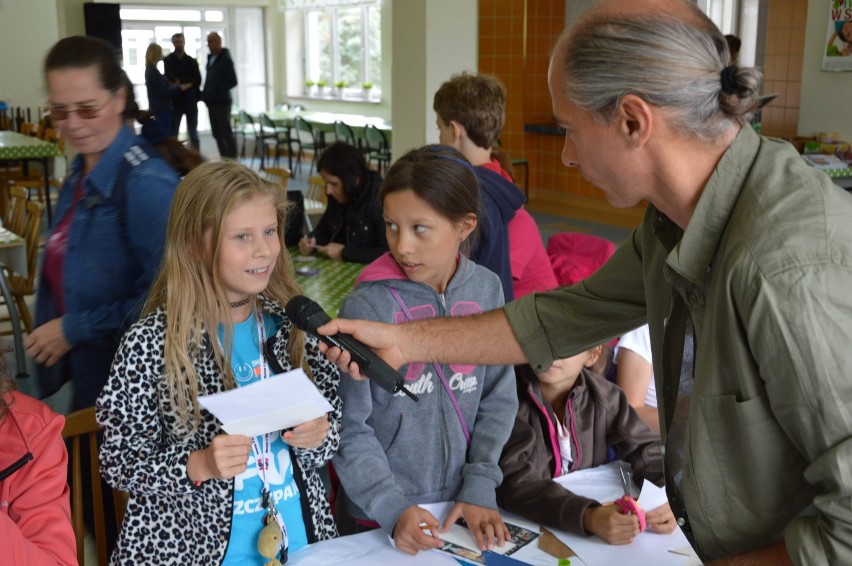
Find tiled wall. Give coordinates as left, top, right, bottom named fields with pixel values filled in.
left=479, top=0, right=810, bottom=203
left=760, top=0, right=807, bottom=138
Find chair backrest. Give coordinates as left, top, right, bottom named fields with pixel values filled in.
left=10, top=199, right=44, bottom=292
left=364, top=124, right=388, bottom=151
left=5, top=185, right=29, bottom=235
left=333, top=120, right=356, bottom=146
left=274, top=102, right=290, bottom=111
left=306, top=175, right=328, bottom=206
left=304, top=175, right=328, bottom=233
left=238, top=110, right=257, bottom=134
left=259, top=112, right=277, bottom=132
left=62, top=407, right=128, bottom=566
left=261, top=167, right=291, bottom=190
left=294, top=116, right=316, bottom=144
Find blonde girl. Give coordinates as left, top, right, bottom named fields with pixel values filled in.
left=97, top=161, right=340, bottom=565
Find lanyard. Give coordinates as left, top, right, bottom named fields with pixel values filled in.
left=234, top=311, right=289, bottom=553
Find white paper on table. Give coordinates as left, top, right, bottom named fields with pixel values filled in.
left=551, top=461, right=701, bottom=565
left=198, top=368, right=332, bottom=437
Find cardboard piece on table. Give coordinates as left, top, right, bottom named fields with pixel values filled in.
left=538, top=527, right=575, bottom=558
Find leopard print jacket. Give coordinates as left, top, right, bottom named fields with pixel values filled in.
left=96, top=296, right=341, bottom=564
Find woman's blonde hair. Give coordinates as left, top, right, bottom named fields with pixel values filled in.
left=145, top=43, right=163, bottom=67
left=144, top=161, right=308, bottom=427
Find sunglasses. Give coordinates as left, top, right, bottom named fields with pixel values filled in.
left=47, top=97, right=113, bottom=121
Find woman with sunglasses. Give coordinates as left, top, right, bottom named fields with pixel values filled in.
left=24, top=36, right=179, bottom=411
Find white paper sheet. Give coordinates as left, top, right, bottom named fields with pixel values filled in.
left=198, top=368, right=333, bottom=437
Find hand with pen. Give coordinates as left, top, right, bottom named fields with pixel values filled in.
left=393, top=502, right=510, bottom=555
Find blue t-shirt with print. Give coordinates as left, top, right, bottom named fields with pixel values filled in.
left=221, top=312, right=309, bottom=565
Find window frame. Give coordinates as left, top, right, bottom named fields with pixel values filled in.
left=303, top=3, right=381, bottom=96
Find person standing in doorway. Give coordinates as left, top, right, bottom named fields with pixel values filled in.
left=202, top=32, right=237, bottom=159
left=164, top=32, right=202, bottom=152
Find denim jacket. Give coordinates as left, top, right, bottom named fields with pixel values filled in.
left=35, top=126, right=178, bottom=404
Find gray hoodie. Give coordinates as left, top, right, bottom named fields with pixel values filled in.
left=333, top=252, right=518, bottom=534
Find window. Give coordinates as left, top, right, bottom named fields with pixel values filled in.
left=120, top=5, right=268, bottom=134
left=303, top=2, right=382, bottom=91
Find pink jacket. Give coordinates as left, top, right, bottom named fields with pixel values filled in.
left=1, top=391, right=76, bottom=566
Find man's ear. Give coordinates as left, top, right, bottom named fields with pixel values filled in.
left=615, top=94, right=653, bottom=147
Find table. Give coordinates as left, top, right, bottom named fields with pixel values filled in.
left=287, top=462, right=699, bottom=566
left=0, top=228, right=29, bottom=379
left=0, top=131, right=61, bottom=224
left=823, top=167, right=852, bottom=190
left=266, top=110, right=392, bottom=144
left=290, top=250, right=364, bottom=317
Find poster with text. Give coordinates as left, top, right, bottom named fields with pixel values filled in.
left=823, top=1, right=852, bottom=70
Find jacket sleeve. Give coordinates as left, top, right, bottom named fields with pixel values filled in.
left=331, top=294, right=413, bottom=535
left=96, top=325, right=201, bottom=496
left=62, top=164, right=178, bottom=346
left=2, top=410, right=77, bottom=566
left=455, top=361, right=517, bottom=511
left=603, top=383, right=664, bottom=486
left=291, top=334, right=341, bottom=469
left=496, top=395, right=600, bottom=536
left=309, top=200, right=337, bottom=246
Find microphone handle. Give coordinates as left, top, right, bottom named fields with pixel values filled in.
left=320, top=332, right=419, bottom=402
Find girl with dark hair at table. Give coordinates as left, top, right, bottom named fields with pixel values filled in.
left=297, top=141, right=388, bottom=263
left=25, top=36, right=179, bottom=410
left=1, top=372, right=76, bottom=565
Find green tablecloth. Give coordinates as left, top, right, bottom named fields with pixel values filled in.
left=290, top=249, right=364, bottom=317
left=0, top=131, right=62, bottom=160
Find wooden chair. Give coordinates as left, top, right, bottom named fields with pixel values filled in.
left=63, top=407, right=128, bottom=566
left=261, top=166, right=291, bottom=190
left=3, top=185, right=29, bottom=236
left=305, top=175, right=328, bottom=232
left=2, top=199, right=44, bottom=334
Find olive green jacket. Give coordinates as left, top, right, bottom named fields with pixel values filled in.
left=505, top=126, right=852, bottom=564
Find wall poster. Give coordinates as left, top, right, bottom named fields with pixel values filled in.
left=823, top=0, right=852, bottom=71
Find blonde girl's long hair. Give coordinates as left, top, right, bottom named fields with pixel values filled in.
left=144, top=161, right=309, bottom=428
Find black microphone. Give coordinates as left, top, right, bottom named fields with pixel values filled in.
left=285, top=296, right=419, bottom=402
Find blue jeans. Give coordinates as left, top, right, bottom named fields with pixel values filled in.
left=170, top=102, right=200, bottom=151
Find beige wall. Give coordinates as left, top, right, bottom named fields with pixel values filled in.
left=799, top=1, right=852, bottom=141
left=0, top=0, right=60, bottom=110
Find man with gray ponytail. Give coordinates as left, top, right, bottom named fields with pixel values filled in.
left=319, top=2, right=852, bottom=563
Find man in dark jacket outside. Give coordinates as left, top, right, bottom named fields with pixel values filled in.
left=202, top=32, right=237, bottom=158
left=164, top=32, right=202, bottom=152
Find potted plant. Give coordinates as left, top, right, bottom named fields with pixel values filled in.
left=304, top=79, right=316, bottom=96
left=361, top=82, right=374, bottom=100
left=317, top=79, right=329, bottom=95
left=335, top=80, right=348, bottom=97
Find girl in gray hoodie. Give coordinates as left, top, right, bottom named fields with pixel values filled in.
left=332, top=145, right=518, bottom=555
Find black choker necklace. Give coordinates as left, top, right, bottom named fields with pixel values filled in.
left=229, top=297, right=251, bottom=309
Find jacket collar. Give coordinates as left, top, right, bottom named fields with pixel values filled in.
left=69, top=125, right=140, bottom=199
left=658, top=126, right=760, bottom=285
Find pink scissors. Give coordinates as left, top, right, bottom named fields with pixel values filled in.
left=616, top=467, right=646, bottom=532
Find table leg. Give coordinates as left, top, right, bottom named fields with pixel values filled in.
left=0, top=268, right=29, bottom=379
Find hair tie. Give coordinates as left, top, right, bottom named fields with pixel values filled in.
left=720, top=65, right=739, bottom=95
